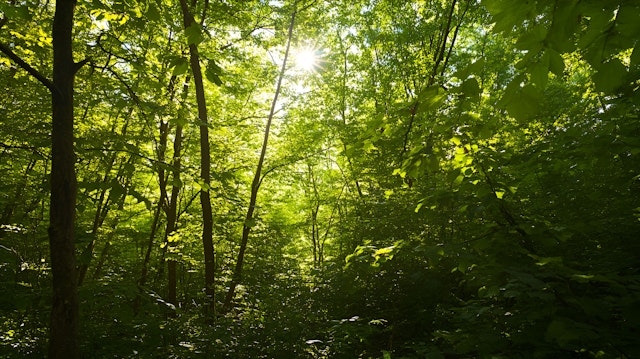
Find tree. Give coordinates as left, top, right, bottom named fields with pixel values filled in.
left=1, top=0, right=87, bottom=356
left=222, top=2, right=298, bottom=312
left=178, top=0, right=216, bottom=311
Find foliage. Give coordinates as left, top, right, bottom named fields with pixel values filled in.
left=1, top=0, right=639, bottom=358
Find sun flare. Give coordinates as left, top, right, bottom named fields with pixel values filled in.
left=295, top=47, right=319, bottom=72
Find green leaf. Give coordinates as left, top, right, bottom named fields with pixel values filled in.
left=515, top=24, right=547, bottom=51
left=416, top=86, right=446, bottom=113
left=172, top=176, right=183, bottom=188
left=483, top=0, right=535, bottom=34
left=592, top=58, right=628, bottom=93
left=0, top=3, right=31, bottom=20
left=108, top=179, right=126, bottom=199
left=425, top=352, right=445, bottom=359
left=477, top=125, right=493, bottom=139
left=547, top=48, right=565, bottom=76
left=374, top=246, right=394, bottom=257
left=244, top=218, right=257, bottom=228
left=194, top=179, right=211, bottom=191
left=185, top=23, right=205, bottom=45
left=630, top=45, right=640, bottom=70
left=528, top=254, right=563, bottom=266
left=124, top=143, right=139, bottom=153
left=460, top=77, right=481, bottom=98
left=547, top=1, right=579, bottom=53
left=205, top=60, right=223, bottom=86
left=502, top=83, right=542, bottom=121
left=546, top=317, right=598, bottom=349
left=529, top=56, right=549, bottom=88
left=455, top=59, right=485, bottom=79
left=172, top=58, right=189, bottom=76
left=146, top=3, right=161, bottom=22
left=129, top=189, right=151, bottom=209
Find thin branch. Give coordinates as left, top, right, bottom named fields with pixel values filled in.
left=251, top=6, right=297, bottom=193
left=177, top=191, right=199, bottom=219
left=400, top=101, right=419, bottom=158
left=258, top=147, right=331, bottom=188
left=96, top=33, right=137, bottom=64
left=0, top=142, right=49, bottom=158
left=89, top=63, right=144, bottom=110
left=81, top=147, right=164, bottom=168
left=200, top=0, right=209, bottom=26
left=440, top=0, right=472, bottom=77
left=223, top=3, right=299, bottom=311
left=1, top=143, right=41, bottom=151
left=0, top=41, right=56, bottom=93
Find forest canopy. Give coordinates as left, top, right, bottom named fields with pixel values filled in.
left=1, top=0, right=639, bottom=358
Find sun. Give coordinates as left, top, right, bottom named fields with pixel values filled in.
left=294, top=46, right=320, bottom=72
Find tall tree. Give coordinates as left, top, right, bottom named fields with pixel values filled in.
left=47, top=1, right=84, bottom=356
left=222, top=2, right=297, bottom=311
left=1, top=0, right=86, bottom=356
left=178, top=0, right=216, bottom=311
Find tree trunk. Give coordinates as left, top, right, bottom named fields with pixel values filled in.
left=165, top=124, right=183, bottom=307
left=0, top=2, right=84, bottom=355
left=133, top=201, right=163, bottom=315
left=0, top=159, right=36, bottom=236
left=178, top=0, right=215, bottom=312
left=49, top=0, right=80, bottom=357
left=222, top=6, right=297, bottom=312
left=91, top=240, right=111, bottom=280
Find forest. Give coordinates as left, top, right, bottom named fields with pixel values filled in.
left=1, top=0, right=639, bottom=358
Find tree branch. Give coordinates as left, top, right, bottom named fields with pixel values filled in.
left=259, top=147, right=331, bottom=188
left=0, top=41, right=56, bottom=93
left=74, top=58, right=90, bottom=74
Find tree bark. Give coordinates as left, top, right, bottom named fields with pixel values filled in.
left=49, top=0, right=81, bottom=357
left=178, top=0, right=216, bottom=312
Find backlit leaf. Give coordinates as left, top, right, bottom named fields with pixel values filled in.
left=185, top=23, right=205, bottom=45
left=593, top=58, right=628, bottom=93
left=205, top=60, right=223, bottom=86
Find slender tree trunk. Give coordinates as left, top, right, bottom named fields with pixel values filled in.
left=178, top=0, right=215, bottom=312
left=91, top=240, right=111, bottom=280
left=0, top=160, right=36, bottom=235
left=49, top=0, right=81, bottom=357
left=307, top=164, right=320, bottom=266
left=430, top=0, right=457, bottom=84
left=78, top=118, right=132, bottom=285
left=161, top=76, right=187, bottom=307
left=222, top=6, right=297, bottom=312
left=311, top=205, right=319, bottom=264
left=335, top=39, right=364, bottom=200
left=77, top=159, right=114, bottom=285
left=133, top=201, right=163, bottom=315
left=89, top=155, right=136, bottom=282
left=165, top=124, right=183, bottom=307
